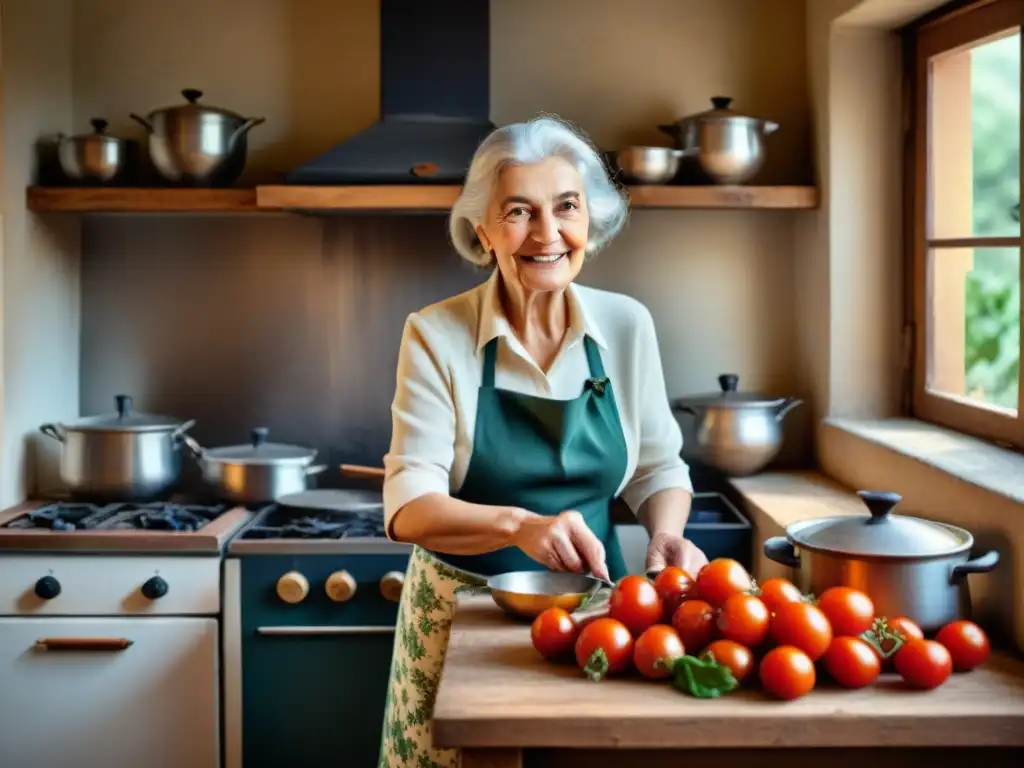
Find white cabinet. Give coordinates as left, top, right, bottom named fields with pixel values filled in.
left=0, top=617, right=219, bottom=768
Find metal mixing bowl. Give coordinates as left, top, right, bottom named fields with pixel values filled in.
left=486, top=571, right=609, bottom=618
left=612, top=146, right=693, bottom=184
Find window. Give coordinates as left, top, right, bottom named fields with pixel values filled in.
left=907, top=0, right=1023, bottom=448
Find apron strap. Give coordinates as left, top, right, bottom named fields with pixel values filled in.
left=482, top=335, right=605, bottom=385
left=583, top=336, right=606, bottom=378
left=482, top=338, right=498, bottom=387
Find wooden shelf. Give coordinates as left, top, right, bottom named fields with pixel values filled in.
left=26, top=184, right=818, bottom=214
left=27, top=186, right=259, bottom=213
left=256, top=185, right=460, bottom=211
left=626, top=185, right=818, bottom=209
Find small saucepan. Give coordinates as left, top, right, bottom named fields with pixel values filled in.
left=184, top=427, right=327, bottom=503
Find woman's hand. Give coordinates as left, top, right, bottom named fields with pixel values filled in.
left=645, top=532, right=709, bottom=576
left=512, top=510, right=610, bottom=581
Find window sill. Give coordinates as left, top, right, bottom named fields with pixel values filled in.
left=821, top=417, right=1024, bottom=506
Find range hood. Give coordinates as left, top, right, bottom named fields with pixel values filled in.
left=286, top=0, right=494, bottom=185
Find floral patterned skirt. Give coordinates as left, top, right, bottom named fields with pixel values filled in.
left=377, top=546, right=487, bottom=768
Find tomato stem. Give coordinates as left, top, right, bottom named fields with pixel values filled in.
left=583, top=648, right=610, bottom=681
left=860, top=617, right=905, bottom=660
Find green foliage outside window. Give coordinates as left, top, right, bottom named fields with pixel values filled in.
left=965, top=35, right=1020, bottom=409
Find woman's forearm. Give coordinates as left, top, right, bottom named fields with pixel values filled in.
left=390, top=493, right=530, bottom=554
left=637, top=488, right=693, bottom=537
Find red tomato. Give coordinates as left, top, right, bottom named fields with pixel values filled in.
left=757, top=578, right=803, bottom=613
left=817, top=587, right=875, bottom=637
left=894, top=638, right=953, bottom=689
left=704, top=639, right=754, bottom=683
left=823, top=636, right=881, bottom=689
left=633, top=624, right=685, bottom=680
left=575, top=618, right=635, bottom=681
left=716, top=593, right=770, bottom=648
left=887, top=616, right=924, bottom=642
left=671, top=599, right=717, bottom=654
left=609, top=575, right=664, bottom=636
left=653, top=566, right=697, bottom=619
left=530, top=607, right=578, bottom=660
left=935, top=620, right=990, bottom=671
left=759, top=645, right=816, bottom=700
left=695, top=558, right=753, bottom=607
left=770, top=600, right=833, bottom=661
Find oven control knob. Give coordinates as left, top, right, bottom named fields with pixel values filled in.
left=141, top=576, right=169, bottom=600
left=34, top=576, right=61, bottom=600
left=379, top=571, right=405, bottom=603
left=325, top=570, right=357, bottom=603
left=276, top=571, right=309, bottom=604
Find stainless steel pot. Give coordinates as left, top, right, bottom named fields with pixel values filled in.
left=56, top=118, right=132, bottom=183
left=130, top=89, right=265, bottom=186
left=658, top=96, right=778, bottom=185
left=612, top=146, right=695, bottom=184
left=672, top=374, right=801, bottom=476
left=763, top=490, right=1000, bottom=633
left=184, top=427, right=327, bottom=503
left=39, top=395, right=195, bottom=500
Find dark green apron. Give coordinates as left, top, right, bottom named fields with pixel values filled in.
left=433, top=334, right=630, bottom=580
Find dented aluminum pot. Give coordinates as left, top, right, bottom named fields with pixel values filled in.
left=672, top=373, right=801, bottom=476
left=763, top=490, right=1000, bottom=633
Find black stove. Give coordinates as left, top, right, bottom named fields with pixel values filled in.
left=242, top=506, right=387, bottom=540
left=3, top=502, right=229, bottom=533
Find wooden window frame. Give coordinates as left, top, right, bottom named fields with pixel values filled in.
left=904, top=0, right=1024, bottom=449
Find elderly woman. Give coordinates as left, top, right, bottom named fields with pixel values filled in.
left=377, top=115, right=707, bottom=767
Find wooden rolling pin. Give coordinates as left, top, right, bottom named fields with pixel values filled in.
left=339, top=464, right=386, bottom=480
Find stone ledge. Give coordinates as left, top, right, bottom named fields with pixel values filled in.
left=824, top=417, right=1024, bottom=506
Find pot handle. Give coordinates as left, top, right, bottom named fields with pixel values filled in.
left=39, top=423, right=66, bottom=443
left=950, top=550, right=1000, bottom=582
left=775, top=397, right=803, bottom=421
left=181, top=434, right=204, bottom=459
left=763, top=536, right=800, bottom=568
left=171, top=420, right=196, bottom=441
left=129, top=113, right=153, bottom=133
left=228, top=116, right=267, bottom=147
left=304, top=464, right=328, bottom=477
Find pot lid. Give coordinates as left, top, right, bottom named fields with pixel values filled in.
left=673, top=374, right=789, bottom=409
left=680, top=96, right=764, bottom=124
left=150, top=89, right=245, bottom=121
left=788, top=490, right=972, bottom=558
left=63, top=394, right=186, bottom=432
left=66, top=118, right=121, bottom=143
left=202, top=427, right=316, bottom=464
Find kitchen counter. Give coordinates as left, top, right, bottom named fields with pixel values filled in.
left=433, top=595, right=1024, bottom=768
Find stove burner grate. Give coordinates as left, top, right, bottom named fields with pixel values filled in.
left=103, top=503, right=229, bottom=532
left=4, top=503, right=114, bottom=531
left=244, top=508, right=387, bottom=540
left=3, top=501, right=228, bottom=533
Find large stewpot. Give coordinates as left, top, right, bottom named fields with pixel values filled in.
left=763, top=490, right=1000, bottom=633
left=672, top=374, right=802, bottom=476
left=184, top=427, right=327, bottom=503
left=130, top=89, right=265, bottom=186
left=658, top=96, right=779, bottom=185
left=39, top=394, right=195, bottom=501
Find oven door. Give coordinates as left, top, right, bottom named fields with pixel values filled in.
left=243, top=624, right=397, bottom=768
left=0, top=616, right=219, bottom=768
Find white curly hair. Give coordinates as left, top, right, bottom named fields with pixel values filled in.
left=449, top=114, right=630, bottom=267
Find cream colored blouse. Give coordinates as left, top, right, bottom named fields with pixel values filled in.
left=383, top=269, right=693, bottom=530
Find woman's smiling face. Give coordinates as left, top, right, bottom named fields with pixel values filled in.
left=475, top=156, right=590, bottom=295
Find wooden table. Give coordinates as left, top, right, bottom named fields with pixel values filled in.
left=433, top=596, right=1024, bottom=768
